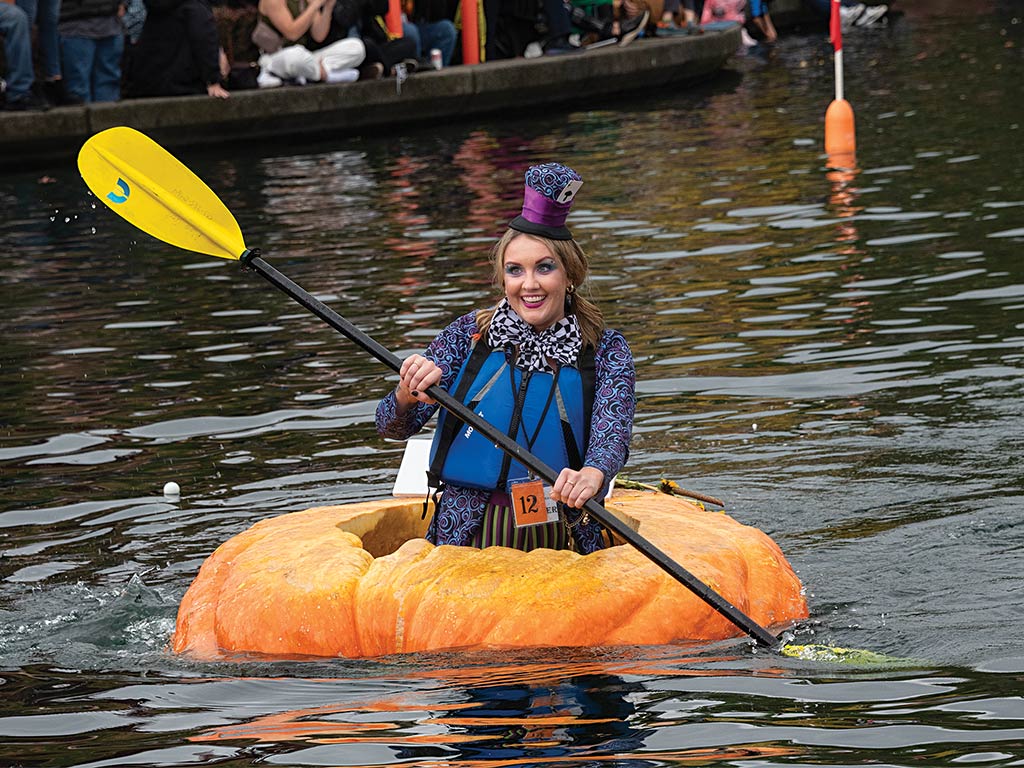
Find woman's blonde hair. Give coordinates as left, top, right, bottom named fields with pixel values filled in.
left=476, top=229, right=605, bottom=349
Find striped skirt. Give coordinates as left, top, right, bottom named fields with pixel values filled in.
left=469, top=499, right=577, bottom=552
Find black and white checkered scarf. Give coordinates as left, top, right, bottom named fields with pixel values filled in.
left=487, top=299, right=582, bottom=373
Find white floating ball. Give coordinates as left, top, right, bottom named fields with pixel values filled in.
left=163, top=481, right=181, bottom=497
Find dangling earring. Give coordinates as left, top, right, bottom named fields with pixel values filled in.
left=565, top=284, right=575, bottom=312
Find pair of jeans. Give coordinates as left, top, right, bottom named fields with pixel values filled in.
left=0, top=3, right=34, bottom=99
left=401, top=18, right=457, bottom=65
left=15, top=0, right=61, bottom=79
left=61, top=34, right=124, bottom=103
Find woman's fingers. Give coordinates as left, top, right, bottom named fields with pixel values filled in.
left=565, top=479, right=593, bottom=508
left=399, top=355, right=440, bottom=404
left=552, top=467, right=605, bottom=508
left=553, top=469, right=588, bottom=507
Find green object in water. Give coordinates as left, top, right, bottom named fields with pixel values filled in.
left=780, top=643, right=917, bottom=666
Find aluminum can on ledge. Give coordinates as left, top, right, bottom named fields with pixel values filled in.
left=430, top=49, right=443, bottom=70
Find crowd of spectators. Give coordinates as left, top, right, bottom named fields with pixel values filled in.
left=2, top=0, right=890, bottom=112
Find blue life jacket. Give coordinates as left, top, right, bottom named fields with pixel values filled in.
left=428, top=339, right=596, bottom=492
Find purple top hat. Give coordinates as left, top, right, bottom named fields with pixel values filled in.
left=509, top=162, right=583, bottom=241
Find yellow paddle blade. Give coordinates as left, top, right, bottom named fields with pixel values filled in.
left=78, top=126, right=246, bottom=260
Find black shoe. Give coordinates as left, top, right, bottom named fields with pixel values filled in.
left=358, top=62, right=384, bottom=80
left=2, top=90, right=50, bottom=112
left=618, top=9, right=650, bottom=47
left=545, top=34, right=585, bottom=55
left=42, top=79, right=84, bottom=107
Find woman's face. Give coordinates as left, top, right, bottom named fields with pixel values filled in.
left=502, top=235, right=569, bottom=332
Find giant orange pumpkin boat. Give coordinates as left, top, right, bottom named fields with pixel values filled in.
left=172, top=489, right=808, bottom=659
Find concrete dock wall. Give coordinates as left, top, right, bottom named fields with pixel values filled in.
left=0, top=25, right=740, bottom=171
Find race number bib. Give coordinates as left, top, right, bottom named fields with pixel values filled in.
left=509, top=477, right=559, bottom=528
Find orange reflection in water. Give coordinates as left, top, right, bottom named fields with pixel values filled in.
left=191, top=697, right=484, bottom=744
left=382, top=155, right=437, bottom=296
left=186, top=645, right=791, bottom=758
left=826, top=155, right=862, bottom=254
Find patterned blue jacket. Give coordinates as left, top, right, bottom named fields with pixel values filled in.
left=376, top=311, right=636, bottom=554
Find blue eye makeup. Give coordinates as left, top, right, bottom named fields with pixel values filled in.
left=503, top=259, right=559, bottom=276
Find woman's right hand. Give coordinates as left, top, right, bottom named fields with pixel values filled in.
left=396, top=354, right=442, bottom=410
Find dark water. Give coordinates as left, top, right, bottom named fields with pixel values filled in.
left=3, top=3, right=1024, bottom=765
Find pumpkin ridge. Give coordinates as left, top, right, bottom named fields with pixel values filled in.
left=352, top=537, right=435, bottom=656
left=409, top=544, right=524, bottom=651
left=589, top=555, right=660, bottom=644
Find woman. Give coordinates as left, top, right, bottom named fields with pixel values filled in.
left=255, top=0, right=365, bottom=84
left=326, top=0, right=417, bottom=80
left=376, top=163, right=636, bottom=554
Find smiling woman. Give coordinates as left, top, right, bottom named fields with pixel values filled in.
left=377, top=163, right=637, bottom=555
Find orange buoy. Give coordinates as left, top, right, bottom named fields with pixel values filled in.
left=171, top=490, right=808, bottom=659
left=825, top=97, right=856, bottom=158
left=824, top=0, right=856, bottom=161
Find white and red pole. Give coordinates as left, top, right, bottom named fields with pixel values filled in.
left=825, top=0, right=856, bottom=165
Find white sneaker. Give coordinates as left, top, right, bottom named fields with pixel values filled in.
left=855, top=4, right=888, bottom=26
left=839, top=3, right=865, bottom=27
left=325, top=68, right=359, bottom=84
left=257, top=70, right=283, bottom=88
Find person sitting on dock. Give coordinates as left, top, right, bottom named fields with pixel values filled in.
left=377, top=162, right=636, bottom=554
left=324, top=0, right=417, bottom=79
left=544, top=0, right=647, bottom=52
left=123, top=0, right=231, bottom=98
left=253, top=0, right=365, bottom=85
left=742, top=0, right=775, bottom=43
left=401, top=0, right=457, bottom=68
left=485, top=0, right=647, bottom=58
left=657, top=0, right=702, bottom=34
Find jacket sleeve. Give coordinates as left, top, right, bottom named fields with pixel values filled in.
left=584, top=329, right=635, bottom=486
left=375, top=312, right=477, bottom=441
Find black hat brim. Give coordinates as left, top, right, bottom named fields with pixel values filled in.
left=509, top=215, right=573, bottom=241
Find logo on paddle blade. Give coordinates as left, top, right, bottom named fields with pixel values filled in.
left=107, top=178, right=130, bottom=205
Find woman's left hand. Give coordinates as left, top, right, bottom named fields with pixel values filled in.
left=552, top=466, right=605, bottom=509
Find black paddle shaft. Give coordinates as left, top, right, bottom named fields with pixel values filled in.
left=242, top=251, right=779, bottom=648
